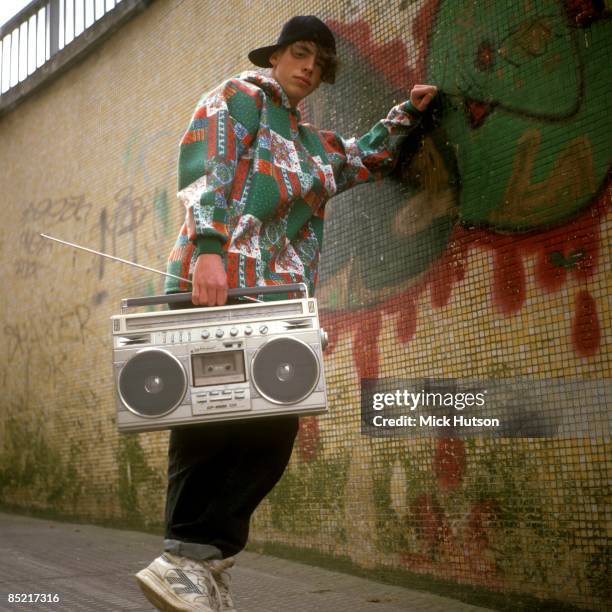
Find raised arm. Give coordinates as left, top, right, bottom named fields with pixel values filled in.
left=320, top=84, right=437, bottom=194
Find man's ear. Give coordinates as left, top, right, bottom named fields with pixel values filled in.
left=269, top=49, right=281, bottom=68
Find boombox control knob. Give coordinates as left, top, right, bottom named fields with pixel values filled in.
left=215, top=329, right=224, bottom=338
left=259, top=325, right=268, bottom=335
left=244, top=325, right=253, bottom=335
left=230, top=327, right=238, bottom=336
left=201, top=330, right=210, bottom=339
left=320, top=328, right=329, bottom=351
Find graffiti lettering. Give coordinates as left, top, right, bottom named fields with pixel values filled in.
left=13, top=258, right=52, bottom=278
left=21, top=195, right=92, bottom=226
left=4, top=303, right=91, bottom=361
left=95, top=186, right=156, bottom=280
left=19, top=229, right=55, bottom=256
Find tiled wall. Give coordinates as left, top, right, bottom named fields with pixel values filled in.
left=0, top=1, right=609, bottom=609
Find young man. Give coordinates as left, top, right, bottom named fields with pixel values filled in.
left=136, top=15, right=437, bottom=612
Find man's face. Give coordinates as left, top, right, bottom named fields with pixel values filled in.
left=269, top=41, right=324, bottom=107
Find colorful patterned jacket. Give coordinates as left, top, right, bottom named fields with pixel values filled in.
left=165, top=70, right=422, bottom=298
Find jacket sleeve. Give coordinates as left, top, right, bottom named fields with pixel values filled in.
left=177, top=79, right=260, bottom=256
left=319, top=100, right=423, bottom=195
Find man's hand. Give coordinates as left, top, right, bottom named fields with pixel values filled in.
left=410, top=84, right=438, bottom=113
left=191, top=253, right=228, bottom=306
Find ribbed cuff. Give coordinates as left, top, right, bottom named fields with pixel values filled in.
left=163, top=539, right=223, bottom=561
left=404, top=100, right=423, bottom=118
left=194, top=236, right=224, bottom=257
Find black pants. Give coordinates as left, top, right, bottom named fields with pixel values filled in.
left=164, top=416, right=299, bottom=559
left=163, top=297, right=299, bottom=560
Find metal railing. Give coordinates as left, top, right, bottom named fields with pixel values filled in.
left=0, top=0, right=123, bottom=96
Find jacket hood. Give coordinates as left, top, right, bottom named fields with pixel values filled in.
left=238, top=69, right=301, bottom=118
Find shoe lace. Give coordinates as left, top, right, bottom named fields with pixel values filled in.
left=208, top=558, right=236, bottom=610
left=168, top=554, right=224, bottom=610
left=216, top=573, right=234, bottom=609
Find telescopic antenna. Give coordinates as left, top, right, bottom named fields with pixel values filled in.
left=40, top=233, right=193, bottom=284
left=40, top=233, right=263, bottom=302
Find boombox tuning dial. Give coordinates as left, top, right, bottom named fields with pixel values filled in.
left=201, top=330, right=210, bottom=339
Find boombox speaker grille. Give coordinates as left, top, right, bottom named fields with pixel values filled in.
left=251, top=337, right=319, bottom=404
left=118, top=349, right=187, bottom=417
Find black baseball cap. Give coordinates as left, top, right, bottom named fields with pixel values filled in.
left=248, top=16, right=336, bottom=75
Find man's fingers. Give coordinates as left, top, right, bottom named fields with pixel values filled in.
left=212, top=283, right=228, bottom=306
left=418, top=85, right=437, bottom=96
left=191, top=253, right=228, bottom=306
left=206, top=287, right=218, bottom=307
left=192, top=287, right=208, bottom=306
left=194, top=284, right=227, bottom=306
left=192, top=284, right=227, bottom=306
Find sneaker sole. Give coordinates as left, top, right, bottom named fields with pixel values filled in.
left=135, top=567, right=200, bottom=612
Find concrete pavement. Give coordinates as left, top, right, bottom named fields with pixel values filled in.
left=0, top=512, right=495, bottom=612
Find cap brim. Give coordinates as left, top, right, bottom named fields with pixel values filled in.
left=248, top=45, right=280, bottom=68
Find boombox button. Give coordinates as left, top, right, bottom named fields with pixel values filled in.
left=230, top=327, right=239, bottom=336
left=222, top=390, right=232, bottom=397
left=259, top=325, right=268, bottom=334
left=244, top=326, right=253, bottom=335
left=215, top=329, right=224, bottom=338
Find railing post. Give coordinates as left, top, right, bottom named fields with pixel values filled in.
left=49, top=0, right=60, bottom=56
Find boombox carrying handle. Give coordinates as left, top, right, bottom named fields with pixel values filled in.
left=121, top=283, right=309, bottom=310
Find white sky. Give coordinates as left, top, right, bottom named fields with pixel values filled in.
left=0, top=0, right=118, bottom=29
left=0, top=0, right=32, bottom=28
left=1, top=0, right=118, bottom=92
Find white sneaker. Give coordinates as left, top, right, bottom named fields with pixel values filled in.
left=135, top=553, right=223, bottom=612
left=206, top=557, right=237, bottom=611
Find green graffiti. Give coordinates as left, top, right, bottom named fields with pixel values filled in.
left=371, top=442, right=438, bottom=554
left=426, top=0, right=611, bottom=230
left=549, top=249, right=586, bottom=269
left=154, top=187, right=171, bottom=237
left=267, top=456, right=349, bottom=539
left=122, top=129, right=140, bottom=171
left=116, top=434, right=162, bottom=524
left=0, top=417, right=83, bottom=510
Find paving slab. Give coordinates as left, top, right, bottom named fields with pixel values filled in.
left=0, top=512, right=494, bottom=612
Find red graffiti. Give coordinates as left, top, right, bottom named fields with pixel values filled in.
left=465, top=100, right=495, bottom=129
left=328, top=4, right=439, bottom=89
left=409, top=493, right=450, bottom=552
left=465, top=499, right=499, bottom=548
left=492, top=241, right=526, bottom=315
left=564, top=0, right=607, bottom=26
left=321, top=181, right=610, bottom=378
left=433, top=438, right=466, bottom=492
left=572, top=289, right=601, bottom=357
left=353, top=314, right=382, bottom=380
left=296, top=416, right=320, bottom=462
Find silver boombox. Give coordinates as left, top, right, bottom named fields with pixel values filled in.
left=111, top=284, right=328, bottom=432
